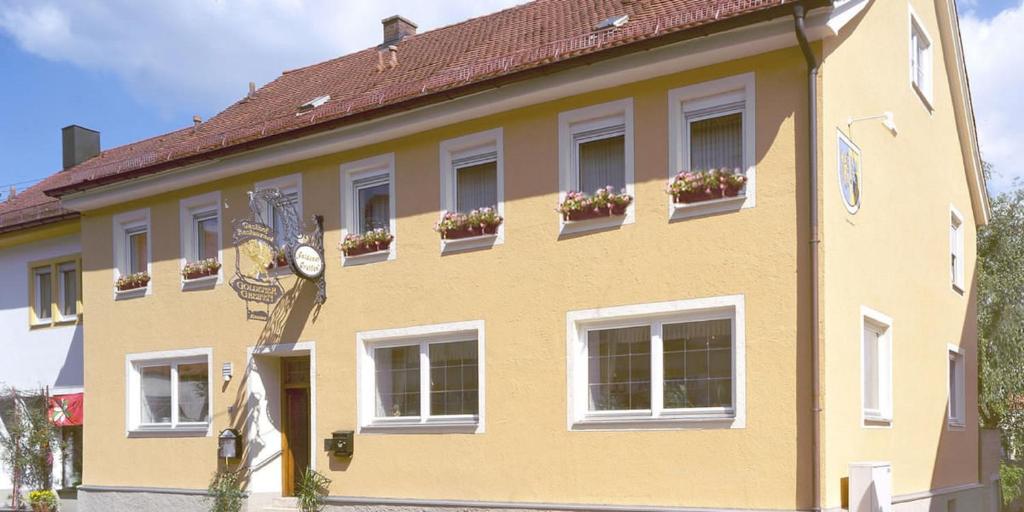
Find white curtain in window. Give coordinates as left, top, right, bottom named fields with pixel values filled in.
left=177, top=363, right=209, bottom=423
left=36, top=270, right=52, bottom=320
left=455, top=160, right=497, bottom=212
left=863, top=327, right=880, bottom=411
left=689, top=112, right=743, bottom=172
left=141, top=366, right=171, bottom=424
left=577, top=133, right=625, bottom=194
left=354, top=176, right=390, bottom=233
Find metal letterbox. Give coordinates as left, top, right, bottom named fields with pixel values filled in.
left=323, top=430, right=354, bottom=457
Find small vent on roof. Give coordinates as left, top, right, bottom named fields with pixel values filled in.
left=595, top=14, right=629, bottom=31
left=297, top=95, right=330, bottom=113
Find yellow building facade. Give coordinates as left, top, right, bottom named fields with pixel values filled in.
left=45, top=1, right=991, bottom=511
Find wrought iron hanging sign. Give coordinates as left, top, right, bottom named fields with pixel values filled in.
left=230, top=188, right=326, bottom=320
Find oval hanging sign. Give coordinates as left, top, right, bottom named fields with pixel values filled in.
left=290, top=244, right=325, bottom=280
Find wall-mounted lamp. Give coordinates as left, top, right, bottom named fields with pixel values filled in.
left=847, top=111, right=897, bottom=135
left=222, top=362, right=233, bottom=382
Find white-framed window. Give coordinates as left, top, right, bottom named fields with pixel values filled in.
left=32, top=266, right=53, bottom=323
left=341, top=153, right=396, bottom=263
left=112, top=209, right=151, bottom=295
left=557, top=98, right=635, bottom=233
left=179, top=191, right=222, bottom=284
left=255, top=174, right=303, bottom=250
left=861, top=307, right=893, bottom=425
left=125, top=348, right=213, bottom=436
left=56, top=261, right=78, bottom=320
left=948, top=345, right=966, bottom=428
left=909, top=5, right=934, bottom=108
left=668, top=73, right=756, bottom=218
left=439, top=128, right=505, bottom=250
left=950, top=205, right=965, bottom=293
left=567, top=295, right=745, bottom=430
left=357, top=320, right=484, bottom=433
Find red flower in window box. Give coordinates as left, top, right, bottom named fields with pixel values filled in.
left=115, top=272, right=150, bottom=291
left=557, top=187, right=633, bottom=222
left=434, top=208, right=503, bottom=240
left=339, top=229, right=393, bottom=257
left=182, top=258, right=221, bottom=280
left=667, top=168, right=746, bottom=205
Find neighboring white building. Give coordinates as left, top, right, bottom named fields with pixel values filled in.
left=0, top=126, right=95, bottom=503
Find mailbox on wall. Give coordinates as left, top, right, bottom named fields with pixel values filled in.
left=218, top=428, right=241, bottom=460
left=323, top=430, right=354, bottom=457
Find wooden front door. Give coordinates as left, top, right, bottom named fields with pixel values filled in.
left=281, top=357, right=310, bottom=497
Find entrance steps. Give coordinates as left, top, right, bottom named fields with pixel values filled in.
left=260, top=496, right=299, bottom=511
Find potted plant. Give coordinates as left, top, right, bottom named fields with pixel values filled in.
left=556, top=186, right=633, bottom=222
left=434, top=207, right=503, bottom=240
left=206, top=470, right=245, bottom=512
left=27, top=489, right=58, bottom=512
left=339, top=228, right=393, bottom=257
left=264, top=247, right=290, bottom=270
left=296, top=468, right=331, bottom=512
left=666, top=168, right=747, bottom=204
left=181, top=258, right=221, bottom=280
left=115, top=271, right=150, bottom=291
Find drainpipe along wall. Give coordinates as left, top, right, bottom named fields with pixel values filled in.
left=793, top=4, right=822, bottom=511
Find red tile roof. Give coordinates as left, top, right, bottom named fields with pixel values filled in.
left=2, top=0, right=818, bottom=232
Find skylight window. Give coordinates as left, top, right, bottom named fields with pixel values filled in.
left=595, top=14, right=628, bottom=31
left=297, top=95, right=331, bottom=113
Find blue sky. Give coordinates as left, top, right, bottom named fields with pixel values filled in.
left=0, top=0, right=1020, bottom=198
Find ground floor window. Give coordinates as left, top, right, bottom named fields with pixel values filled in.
left=568, top=295, right=745, bottom=429
left=126, top=349, right=212, bottom=435
left=358, top=321, right=484, bottom=433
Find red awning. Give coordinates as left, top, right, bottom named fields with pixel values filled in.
left=49, top=393, right=83, bottom=427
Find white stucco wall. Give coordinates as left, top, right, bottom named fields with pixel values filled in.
left=0, top=233, right=83, bottom=393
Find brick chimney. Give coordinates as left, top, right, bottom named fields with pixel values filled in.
left=381, top=15, right=416, bottom=46
left=62, top=125, right=100, bottom=170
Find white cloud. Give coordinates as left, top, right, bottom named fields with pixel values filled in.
left=0, top=0, right=522, bottom=116
left=960, top=1, right=1024, bottom=193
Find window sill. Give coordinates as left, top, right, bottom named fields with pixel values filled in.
left=572, top=411, right=740, bottom=431
left=343, top=249, right=391, bottom=266
left=360, top=417, right=480, bottom=434
left=863, top=416, right=893, bottom=428
left=952, top=283, right=964, bottom=296
left=127, top=425, right=210, bottom=438
left=948, top=420, right=966, bottom=431
left=114, top=287, right=148, bottom=300
left=559, top=212, right=630, bottom=237
left=912, top=82, right=934, bottom=113
left=670, top=195, right=747, bottom=221
left=181, top=274, right=219, bottom=291
left=441, top=233, right=499, bottom=254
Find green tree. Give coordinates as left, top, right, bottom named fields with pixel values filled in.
left=0, top=389, right=58, bottom=507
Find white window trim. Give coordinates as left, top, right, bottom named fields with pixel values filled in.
left=340, top=153, right=397, bottom=265
left=125, top=348, right=213, bottom=437
left=31, top=266, right=53, bottom=325
left=557, top=98, right=635, bottom=235
left=55, top=261, right=78, bottom=322
left=909, top=4, right=934, bottom=110
left=439, top=128, right=505, bottom=252
left=951, top=205, right=965, bottom=294
left=112, top=208, right=152, bottom=299
left=357, top=320, right=485, bottom=434
left=566, top=295, right=746, bottom=430
left=948, top=344, right=966, bottom=429
left=667, top=73, right=756, bottom=220
left=860, top=306, right=894, bottom=427
left=179, top=191, right=223, bottom=287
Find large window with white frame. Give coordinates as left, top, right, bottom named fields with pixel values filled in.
left=126, top=349, right=212, bottom=435
left=948, top=345, right=966, bottom=428
left=950, top=206, right=965, bottom=293
left=341, top=154, right=396, bottom=262
left=112, top=209, right=151, bottom=294
left=557, top=99, right=635, bottom=230
left=909, top=5, right=934, bottom=107
left=668, top=73, right=756, bottom=217
left=29, top=257, right=81, bottom=326
left=255, top=174, right=302, bottom=250
left=357, top=321, right=484, bottom=433
left=567, top=296, right=745, bottom=429
left=861, top=307, right=893, bottom=425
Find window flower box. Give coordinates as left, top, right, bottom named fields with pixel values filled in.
left=116, top=271, right=150, bottom=292
left=434, top=208, right=503, bottom=240
left=667, top=168, right=747, bottom=205
left=340, top=228, right=394, bottom=257
left=264, top=248, right=289, bottom=270
left=181, top=258, right=221, bottom=280
left=557, top=187, right=633, bottom=222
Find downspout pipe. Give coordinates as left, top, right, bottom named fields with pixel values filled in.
left=793, top=4, right=822, bottom=512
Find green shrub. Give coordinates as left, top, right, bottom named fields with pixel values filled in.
left=1002, top=463, right=1024, bottom=506
left=206, top=470, right=245, bottom=512
left=296, top=468, right=331, bottom=512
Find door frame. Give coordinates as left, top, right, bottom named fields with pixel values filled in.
left=281, top=357, right=311, bottom=496
left=246, top=341, right=317, bottom=496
